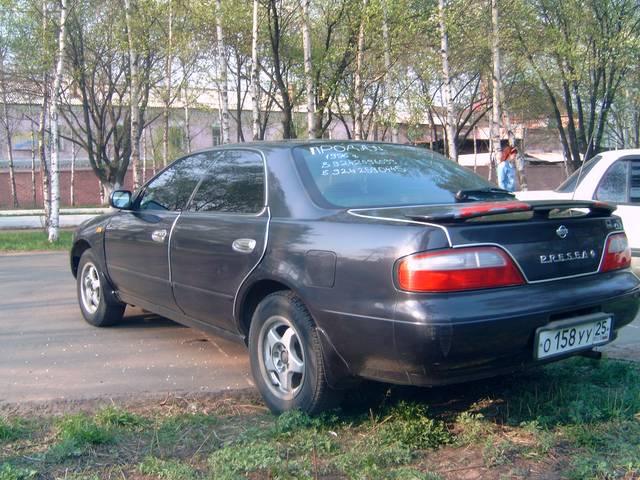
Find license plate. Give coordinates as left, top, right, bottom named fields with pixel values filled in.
left=535, top=316, right=612, bottom=360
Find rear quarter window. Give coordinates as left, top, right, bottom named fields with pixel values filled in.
left=292, top=143, right=493, bottom=208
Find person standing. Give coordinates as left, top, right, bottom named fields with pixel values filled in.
left=497, top=145, right=517, bottom=191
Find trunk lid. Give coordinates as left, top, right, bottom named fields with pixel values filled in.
left=350, top=200, right=621, bottom=282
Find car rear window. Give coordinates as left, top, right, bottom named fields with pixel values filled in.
left=555, top=155, right=601, bottom=193
left=292, top=143, right=494, bottom=208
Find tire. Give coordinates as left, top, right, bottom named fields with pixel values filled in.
left=76, top=249, right=125, bottom=327
left=248, top=291, right=341, bottom=414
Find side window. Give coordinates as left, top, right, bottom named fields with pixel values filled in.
left=595, top=161, right=628, bottom=203
left=630, top=161, right=640, bottom=204
left=189, top=150, right=265, bottom=214
left=138, top=153, right=213, bottom=211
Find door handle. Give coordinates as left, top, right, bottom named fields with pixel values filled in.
left=232, top=238, right=256, bottom=253
left=151, top=229, right=168, bottom=243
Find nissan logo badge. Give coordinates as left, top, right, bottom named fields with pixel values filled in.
left=556, top=225, right=568, bottom=239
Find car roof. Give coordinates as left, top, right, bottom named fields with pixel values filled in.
left=596, top=149, right=640, bottom=162
left=186, top=140, right=414, bottom=155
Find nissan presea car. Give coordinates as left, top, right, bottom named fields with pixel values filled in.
left=71, top=142, right=640, bottom=413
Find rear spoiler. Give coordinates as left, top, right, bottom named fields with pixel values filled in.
left=405, top=200, right=616, bottom=223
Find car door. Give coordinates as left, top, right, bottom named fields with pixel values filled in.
left=104, top=154, right=207, bottom=310
left=170, top=149, right=268, bottom=331
left=594, top=157, right=640, bottom=253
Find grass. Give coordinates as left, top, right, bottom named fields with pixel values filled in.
left=0, top=357, right=638, bottom=479
left=0, top=229, right=73, bottom=251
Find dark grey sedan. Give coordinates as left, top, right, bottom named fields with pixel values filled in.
left=71, top=141, right=640, bottom=413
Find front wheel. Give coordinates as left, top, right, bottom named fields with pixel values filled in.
left=76, top=249, right=125, bottom=327
left=248, top=291, right=341, bottom=414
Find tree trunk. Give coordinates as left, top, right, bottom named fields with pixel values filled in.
left=98, top=179, right=105, bottom=205
left=70, top=141, right=76, bottom=205
left=382, top=0, right=398, bottom=143
left=518, top=126, right=528, bottom=190
left=215, top=0, right=231, bottom=144
left=39, top=94, right=50, bottom=224
left=142, top=128, right=147, bottom=183
left=251, top=0, right=261, bottom=140
left=353, top=0, right=367, bottom=140
left=489, top=0, right=502, bottom=181
left=438, top=0, right=457, bottom=161
left=300, top=0, right=316, bottom=138
left=0, top=53, right=18, bottom=208
left=183, top=84, right=191, bottom=152
left=124, top=0, right=142, bottom=189
left=473, top=126, right=477, bottom=172
left=48, top=0, right=67, bottom=242
left=148, top=126, right=157, bottom=175
left=163, top=0, right=173, bottom=167
left=30, top=114, right=37, bottom=206
left=234, top=51, right=245, bottom=142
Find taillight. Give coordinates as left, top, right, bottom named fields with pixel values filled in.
left=600, top=233, right=631, bottom=272
left=397, top=246, right=525, bottom=292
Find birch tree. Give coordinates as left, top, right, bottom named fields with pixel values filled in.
left=251, top=0, right=260, bottom=140
left=124, top=0, right=142, bottom=189
left=300, top=0, right=316, bottom=138
left=215, top=0, right=230, bottom=144
left=353, top=0, right=367, bottom=140
left=438, top=0, right=457, bottom=161
left=0, top=49, right=18, bottom=207
left=48, top=0, right=67, bottom=242
left=162, top=0, right=172, bottom=166
left=382, top=0, right=398, bottom=143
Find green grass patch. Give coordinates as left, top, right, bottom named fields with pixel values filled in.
left=138, top=456, right=199, bottom=480
left=0, top=358, right=638, bottom=478
left=562, top=421, right=640, bottom=479
left=0, top=229, right=73, bottom=251
left=495, top=357, right=640, bottom=427
left=46, top=413, right=114, bottom=461
left=0, top=464, right=37, bottom=480
left=94, top=405, right=147, bottom=429
left=0, top=417, right=31, bottom=443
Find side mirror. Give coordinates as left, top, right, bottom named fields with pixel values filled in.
left=110, top=190, right=132, bottom=209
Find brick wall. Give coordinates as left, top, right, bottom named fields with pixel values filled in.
left=0, top=163, right=568, bottom=209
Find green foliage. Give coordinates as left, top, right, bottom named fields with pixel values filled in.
left=0, top=417, right=29, bottom=442
left=94, top=405, right=146, bottom=429
left=562, top=421, right=640, bottom=479
left=454, top=412, right=494, bottom=446
left=56, top=413, right=113, bottom=445
left=388, top=468, right=443, bottom=480
left=47, top=413, right=113, bottom=461
left=208, top=442, right=284, bottom=479
left=497, top=358, right=640, bottom=427
left=138, top=456, right=199, bottom=480
left=378, top=402, right=453, bottom=450
left=0, top=465, right=37, bottom=480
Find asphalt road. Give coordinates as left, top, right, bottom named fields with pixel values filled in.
left=0, top=252, right=638, bottom=404
left=0, top=252, right=252, bottom=404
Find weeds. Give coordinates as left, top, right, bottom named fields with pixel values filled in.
left=0, top=464, right=37, bottom=480
left=95, top=406, right=146, bottom=429
left=138, top=456, right=199, bottom=480
left=0, top=417, right=29, bottom=443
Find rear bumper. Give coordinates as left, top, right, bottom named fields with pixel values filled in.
left=319, top=270, right=640, bottom=386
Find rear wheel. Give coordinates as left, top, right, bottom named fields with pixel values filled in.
left=249, top=291, right=341, bottom=414
left=77, top=249, right=125, bottom=327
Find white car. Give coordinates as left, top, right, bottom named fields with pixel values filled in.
left=517, top=149, right=640, bottom=271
